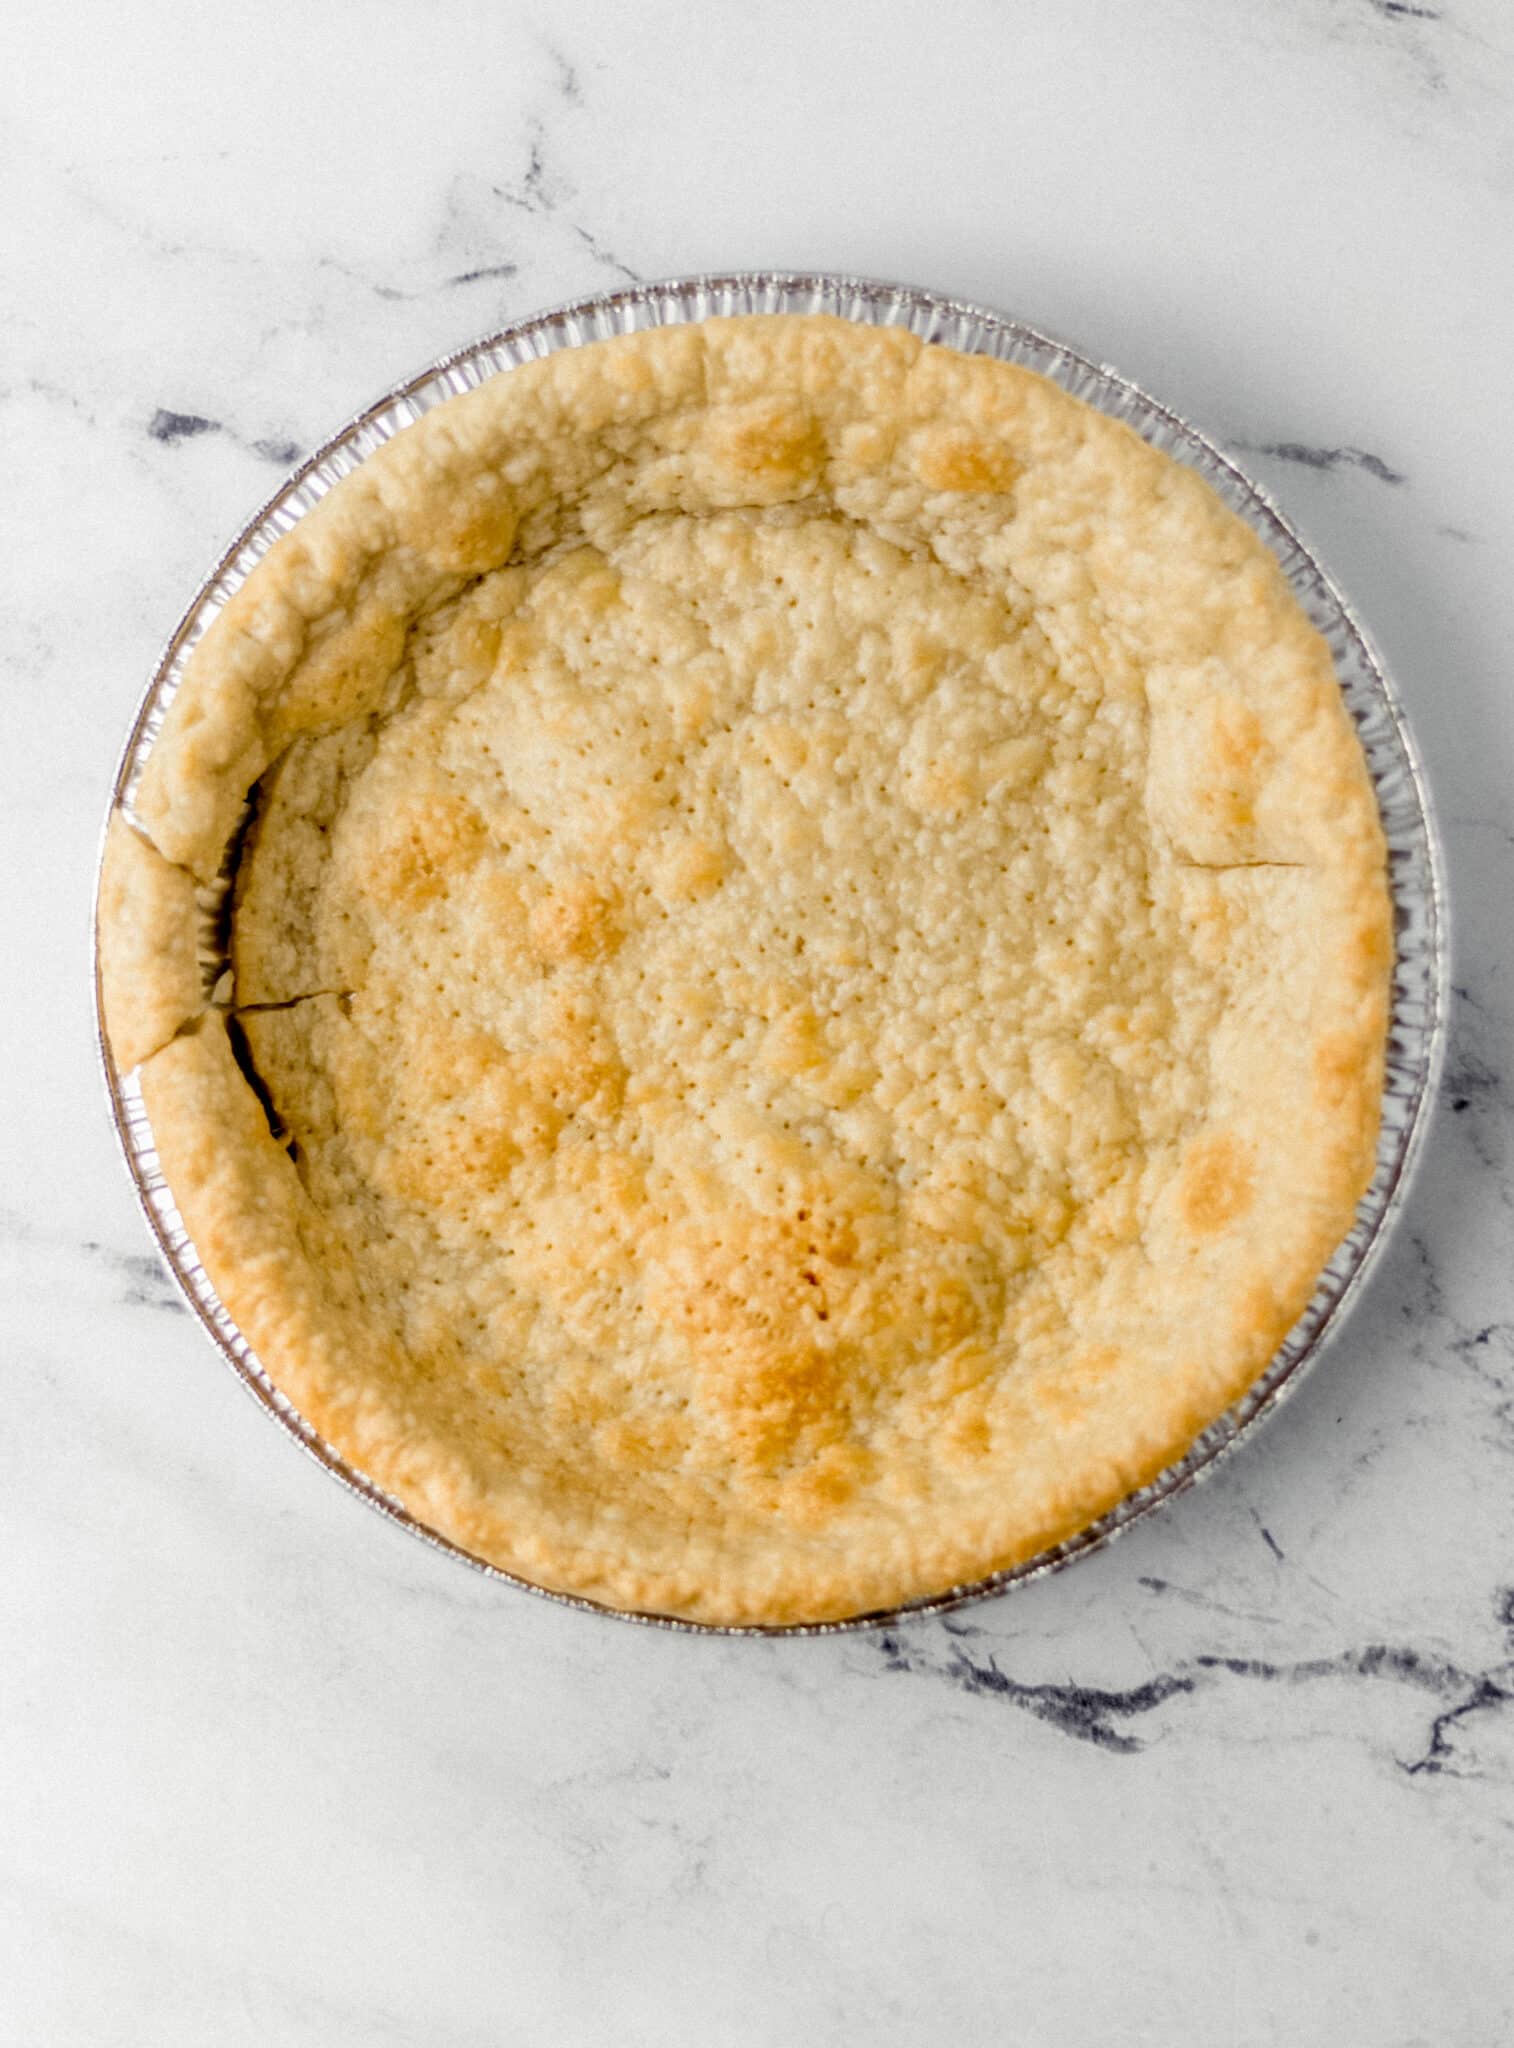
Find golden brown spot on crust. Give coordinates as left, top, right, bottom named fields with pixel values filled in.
left=646, top=1201, right=857, bottom=1345
left=702, top=1342, right=848, bottom=1471
left=840, top=420, right=891, bottom=467
left=606, top=347, right=655, bottom=395
left=551, top=546, right=623, bottom=613
left=913, top=426, right=1020, bottom=493
left=773, top=1442, right=875, bottom=1523
left=1077, top=1344, right=1123, bottom=1384
left=527, top=880, right=621, bottom=965
left=378, top=1027, right=569, bottom=1207
left=1197, top=698, right=1267, bottom=835
left=594, top=1416, right=695, bottom=1471
left=907, top=756, right=978, bottom=816
left=628, top=1175, right=1007, bottom=1492
left=1348, top=913, right=1393, bottom=985
left=639, top=1189, right=867, bottom=1474
left=654, top=835, right=726, bottom=905
left=703, top=398, right=825, bottom=495
left=760, top=1003, right=828, bottom=1078
left=1232, top=1279, right=1284, bottom=1369
left=943, top=1401, right=993, bottom=1466
left=1311, top=1026, right=1378, bottom=1175
left=371, top=792, right=488, bottom=910
left=427, top=469, right=519, bottom=576
left=1178, top=1132, right=1255, bottom=1234
left=1313, top=1031, right=1362, bottom=1110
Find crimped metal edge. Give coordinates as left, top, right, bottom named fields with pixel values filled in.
left=94, top=271, right=1449, bottom=1635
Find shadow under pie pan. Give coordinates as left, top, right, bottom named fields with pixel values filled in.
left=94, top=272, right=1447, bottom=1634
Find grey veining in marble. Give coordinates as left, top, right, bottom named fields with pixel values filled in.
left=4, top=1, right=1512, bottom=2042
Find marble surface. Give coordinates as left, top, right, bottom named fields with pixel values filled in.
left=4, top=1, right=1512, bottom=2040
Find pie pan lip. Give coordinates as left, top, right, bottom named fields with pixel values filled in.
left=93, top=270, right=1449, bottom=1636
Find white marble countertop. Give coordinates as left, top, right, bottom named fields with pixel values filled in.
left=6, top=2, right=1513, bottom=2040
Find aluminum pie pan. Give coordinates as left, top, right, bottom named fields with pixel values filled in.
left=94, top=270, right=1448, bottom=1636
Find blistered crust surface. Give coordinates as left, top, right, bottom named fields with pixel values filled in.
left=101, top=316, right=1392, bottom=1623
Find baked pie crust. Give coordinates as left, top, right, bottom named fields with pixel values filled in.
left=98, top=316, right=1391, bottom=1624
